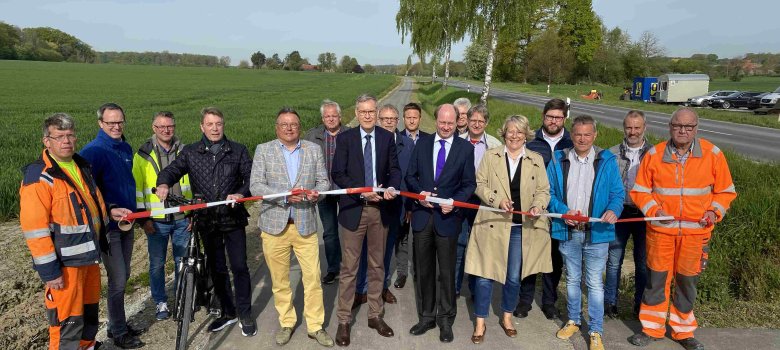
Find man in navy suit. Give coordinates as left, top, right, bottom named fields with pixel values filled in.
left=406, top=104, right=476, bottom=343
left=393, top=102, right=429, bottom=289
left=331, top=94, right=401, bottom=347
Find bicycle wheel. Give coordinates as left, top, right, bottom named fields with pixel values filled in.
left=175, top=270, right=195, bottom=350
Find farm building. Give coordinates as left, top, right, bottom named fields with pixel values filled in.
left=656, top=73, right=710, bottom=103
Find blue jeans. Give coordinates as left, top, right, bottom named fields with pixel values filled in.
left=455, top=219, right=476, bottom=295
left=357, top=217, right=398, bottom=293
left=147, top=219, right=190, bottom=304
left=474, top=226, right=522, bottom=318
left=318, top=197, right=341, bottom=274
left=604, top=210, right=647, bottom=307
left=559, top=231, right=609, bottom=335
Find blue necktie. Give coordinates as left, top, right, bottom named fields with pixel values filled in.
left=364, top=134, right=373, bottom=186
left=435, top=139, right=446, bottom=182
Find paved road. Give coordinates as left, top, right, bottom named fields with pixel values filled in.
left=445, top=80, right=780, bottom=162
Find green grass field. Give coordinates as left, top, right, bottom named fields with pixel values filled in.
left=417, top=83, right=780, bottom=327
left=450, top=76, right=780, bottom=129
left=0, top=60, right=399, bottom=220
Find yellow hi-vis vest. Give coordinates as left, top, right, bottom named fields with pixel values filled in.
left=132, top=138, right=191, bottom=219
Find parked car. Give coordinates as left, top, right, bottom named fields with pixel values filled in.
left=687, top=90, right=739, bottom=107
left=753, top=100, right=780, bottom=115
left=747, top=92, right=771, bottom=110
left=759, top=86, right=780, bottom=108
left=710, top=91, right=764, bottom=109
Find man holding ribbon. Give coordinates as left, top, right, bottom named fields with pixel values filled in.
left=331, top=94, right=400, bottom=346
left=155, top=107, right=255, bottom=336
left=250, top=107, right=333, bottom=347
left=546, top=115, right=623, bottom=350
left=405, top=103, right=476, bottom=343
left=628, top=107, right=736, bottom=350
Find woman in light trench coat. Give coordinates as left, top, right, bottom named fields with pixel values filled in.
left=464, top=115, right=552, bottom=344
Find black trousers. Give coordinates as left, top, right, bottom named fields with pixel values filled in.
left=202, top=225, right=252, bottom=319
left=518, top=238, right=563, bottom=306
left=413, top=217, right=458, bottom=327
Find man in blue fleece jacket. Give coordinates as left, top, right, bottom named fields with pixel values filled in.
left=81, top=102, right=145, bottom=349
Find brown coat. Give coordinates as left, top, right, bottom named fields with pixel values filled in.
left=464, top=146, right=552, bottom=284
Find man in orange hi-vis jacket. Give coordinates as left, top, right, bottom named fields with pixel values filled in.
left=628, top=107, right=736, bottom=350
left=20, top=113, right=131, bottom=350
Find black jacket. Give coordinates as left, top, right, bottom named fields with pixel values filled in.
left=157, top=135, right=252, bottom=228
left=526, top=128, right=574, bottom=166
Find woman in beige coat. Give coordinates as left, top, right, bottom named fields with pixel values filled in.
left=464, top=115, right=551, bottom=344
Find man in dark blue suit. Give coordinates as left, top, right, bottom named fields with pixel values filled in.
left=355, top=104, right=415, bottom=305
left=405, top=104, right=476, bottom=343
left=392, top=102, right=430, bottom=290
left=331, top=94, right=401, bottom=346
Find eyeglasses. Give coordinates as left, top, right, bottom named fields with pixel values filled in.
left=101, top=120, right=125, bottom=128
left=379, top=117, right=398, bottom=122
left=544, top=115, right=565, bottom=121
left=47, top=134, right=77, bottom=143
left=277, top=123, right=300, bottom=130
left=153, top=125, right=176, bottom=131
left=469, top=119, right=486, bottom=125
left=357, top=110, right=377, bottom=117
left=670, top=123, right=697, bottom=132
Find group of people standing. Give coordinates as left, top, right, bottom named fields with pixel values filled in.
left=20, top=93, right=735, bottom=350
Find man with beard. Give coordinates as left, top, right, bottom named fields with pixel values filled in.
left=516, top=98, right=574, bottom=320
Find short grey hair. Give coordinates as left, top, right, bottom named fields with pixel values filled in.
left=467, top=104, right=489, bottom=122
left=624, top=110, right=646, bottom=123
left=378, top=104, right=399, bottom=117
left=453, top=97, right=471, bottom=111
left=320, top=99, right=341, bottom=116
left=671, top=107, right=699, bottom=123
left=572, top=115, right=598, bottom=131
left=355, top=93, right=377, bottom=105
left=498, top=115, right=534, bottom=141
left=43, top=113, right=75, bottom=137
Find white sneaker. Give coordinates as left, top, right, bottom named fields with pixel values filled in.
left=156, top=302, right=170, bottom=320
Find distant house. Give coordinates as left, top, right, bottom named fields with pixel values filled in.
left=352, top=64, right=364, bottom=74
left=301, top=64, right=319, bottom=71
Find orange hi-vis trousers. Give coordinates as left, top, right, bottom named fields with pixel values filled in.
left=45, top=264, right=101, bottom=350
left=638, top=228, right=709, bottom=340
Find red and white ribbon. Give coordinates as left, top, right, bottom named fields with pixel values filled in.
left=121, top=186, right=685, bottom=225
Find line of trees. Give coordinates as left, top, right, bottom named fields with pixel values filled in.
left=396, top=0, right=780, bottom=104
left=0, top=22, right=95, bottom=62
left=248, top=50, right=365, bottom=73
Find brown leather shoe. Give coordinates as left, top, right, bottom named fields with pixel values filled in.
left=351, top=293, right=367, bottom=310
left=471, top=324, right=486, bottom=344
left=382, top=289, right=397, bottom=304
left=335, top=323, right=350, bottom=347
left=499, top=319, right=517, bottom=338
left=367, top=317, right=395, bottom=337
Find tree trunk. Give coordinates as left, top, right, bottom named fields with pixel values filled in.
left=443, top=42, right=452, bottom=88
left=480, top=22, right=498, bottom=105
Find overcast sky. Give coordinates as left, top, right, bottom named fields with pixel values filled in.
left=2, top=0, right=778, bottom=65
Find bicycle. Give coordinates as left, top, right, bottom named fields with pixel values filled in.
left=163, top=192, right=213, bottom=350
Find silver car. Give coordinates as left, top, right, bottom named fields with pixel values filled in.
left=687, top=90, right=739, bottom=107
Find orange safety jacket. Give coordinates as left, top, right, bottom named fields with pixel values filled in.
left=20, top=149, right=109, bottom=282
left=630, top=137, right=737, bottom=235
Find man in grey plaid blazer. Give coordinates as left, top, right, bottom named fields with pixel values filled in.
left=249, top=107, right=333, bottom=347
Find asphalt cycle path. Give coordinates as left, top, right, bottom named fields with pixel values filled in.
left=444, top=80, right=780, bottom=162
